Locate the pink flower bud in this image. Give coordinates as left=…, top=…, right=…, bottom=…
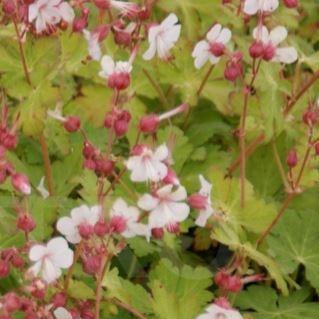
left=93, top=25, right=110, bottom=42
left=93, top=0, right=110, bottom=10
left=83, top=142, right=96, bottom=159
left=81, top=309, right=95, bottom=319
left=17, top=213, right=36, bottom=233
left=283, top=0, right=298, bottom=8
left=163, top=168, right=179, bottom=185
left=52, top=292, right=67, bottom=308
left=249, top=41, right=264, bottom=58
left=214, top=297, right=232, bottom=310
left=131, top=144, right=145, bottom=155
left=214, top=269, right=229, bottom=287
left=139, top=114, right=160, bottom=133
left=286, top=149, right=298, bottom=168
left=64, top=116, right=81, bottom=132
left=109, top=216, right=127, bottom=234
left=73, top=18, right=88, bottom=33
left=108, top=72, right=131, bottom=90
left=11, top=254, right=24, bottom=268
left=11, top=173, right=31, bottom=195
left=84, top=159, right=96, bottom=170
left=2, top=0, right=16, bottom=15
left=166, top=222, right=180, bottom=234
left=104, top=112, right=115, bottom=128
left=28, top=279, right=46, bottom=299
left=263, top=44, right=276, bottom=61
left=82, top=255, right=102, bottom=275
left=114, top=30, right=132, bottom=46
left=151, top=227, right=164, bottom=239
left=114, top=119, right=129, bottom=137
left=226, top=275, right=242, bottom=292
left=209, top=42, right=225, bottom=57
left=224, top=64, right=241, bottom=82
left=94, top=219, right=109, bottom=237
left=94, top=158, right=114, bottom=176
left=0, top=260, right=10, bottom=278
left=4, top=293, right=21, bottom=312
left=2, top=133, right=18, bottom=150
left=188, top=193, right=207, bottom=210
left=302, top=109, right=318, bottom=126
left=78, top=223, right=94, bottom=240
left=138, top=6, right=151, bottom=20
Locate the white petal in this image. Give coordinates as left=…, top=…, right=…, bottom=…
left=243, top=0, right=259, bottom=15
left=35, top=15, right=47, bottom=33
left=169, top=186, right=187, bottom=201
left=261, top=0, right=279, bottom=12
left=252, top=25, right=269, bottom=43
left=138, top=194, right=159, bottom=211
left=206, top=24, right=222, bottom=42
left=161, top=13, right=179, bottom=29
left=167, top=202, right=190, bottom=222
left=208, top=55, right=220, bottom=65
left=163, top=24, right=181, bottom=44
left=28, top=261, right=42, bottom=277
left=195, top=208, right=214, bottom=227
left=148, top=208, right=167, bottom=229
left=269, top=26, right=287, bottom=46
left=216, top=27, right=232, bottom=44
left=199, top=175, right=212, bottom=197
left=54, top=307, right=73, bottom=319
left=143, top=42, right=157, bottom=61
left=28, top=3, right=39, bottom=22
left=156, top=184, right=174, bottom=198
left=192, top=41, right=210, bottom=69
left=273, top=47, right=298, bottom=64
left=42, top=259, right=61, bottom=283
left=70, top=205, right=91, bottom=224
left=29, top=245, right=46, bottom=262
left=100, top=55, right=115, bottom=77
left=154, top=144, right=169, bottom=161
left=58, top=2, right=75, bottom=23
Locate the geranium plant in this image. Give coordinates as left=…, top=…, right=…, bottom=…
left=0, top=0, right=319, bottom=318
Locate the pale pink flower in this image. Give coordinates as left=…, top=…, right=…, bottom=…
left=28, top=237, right=73, bottom=283
left=143, top=13, right=181, bottom=60
left=194, top=175, right=215, bottom=227
left=243, top=0, right=279, bottom=15
left=57, top=205, right=101, bottom=244
left=196, top=304, right=243, bottom=319
left=110, top=198, right=150, bottom=239
left=253, top=25, right=298, bottom=64
left=138, top=184, right=190, bottom=230
left=192, top=24, right=231, bottom=69
left=53, top=307, right=73, bottom=319
left=126, top=144, right=169, bottom=182
left=29, top=0, right=75, bottom=34
left=83, top=29, right=102, bottom=61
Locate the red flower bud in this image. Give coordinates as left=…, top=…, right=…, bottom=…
left=64, top=116, right=81, bottom=132
left=263, top=44, right=276, bottom=61
left=138, top=6, right=151, bottom=20
left=108, top=72, right=131, bottom=90
left=11, top=254, right=24, bottom=268
left=11, top=173, right=31, bottom=195
left=302, top=109, right=318, bottom=126
left=94, top=219, right=109, bottom=237
left=93, top=25, right=109, bottom=42
left=4, top=293, right=21, bottom=312
left=114, top=119, right=129, bottom=137
left=17, top=213, right=36, bottom=233
left=151, top=227, right=164, bottom=239
left=114, top=30, right=132, bottom=46
left=81, top=309, right=95, bottom=319
left=209, top=42, right=225, bottom=57
left=2, top=0, right=16, bottom=15
left=2, top=133, right=18, bottom=150
left=249, top=41, right=264, bottom=58
left=139, top=114, right=160, bottom=133
left=83, top=142, right=97, bottom=159
left=0, top=260, right=10, bottom=278
left=283, top=0, right=298, bottom=8
left=52, top=293, right=67, bottom=308
left=224, top=64, right=241, bottom=82
left=93, top=0, right=110, bottom=10
left=286, top=149, right=298, bottom=168
left=109, top=216, right=126, bottom=234
left=226, top=275, right=242, bottom=292
left=83, top=255, right=102, bottom=275
left=188, top=194, right=207, bottom=210
left=94, top=158, right=114, bottom=176
left=78, top=223, right=94, bottom=240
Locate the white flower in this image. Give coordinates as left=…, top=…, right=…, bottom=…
left=253, top=25, right=298, bottom=64
left=54, top=307, right=73, bottom=319
left=99, top=55, right=132, bottom=79
left=126, top=144, right=169, bottom=183
left=29, top=0, right=75, bottom=34
left=28, top=237, right=73, bottom=283
left=243, top=0, right=279, bottom=15
left=143, top=13, right=181, bottom=60
left=138, top=184, right=190, bottom=229
left=196, top=304, right=243, bottom=319
left=36, top=176, right=49, bottom=199
left=83, top=29, right=102, bottom=61
left=192, top=24, right=231, bottom=69
left=195, top=175, right=215, bottom=227
left=57, top=205, right=101, bottom=244
left=110, top=198, right=150, bottom=239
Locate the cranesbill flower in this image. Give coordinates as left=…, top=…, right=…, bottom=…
left=29, top=0, right=75, bottom=34
left=143, top=13, right=181, bottom=60
left=28, top=237, right=73, bottom=283
left=83, top=29, right=102, bottom=61
left=57, top=205, right=101, bottom=244
left=243, top=0, right=279, bottom=15
left=196, top=302, right=243, bottom=319
left=126, top=144, right=169, bottom=183
left=192, top=24, right=231, bottom=69
left=110, top=198, right=150, bottom=239
left=253, top=25, right=298, bottom=64
left=99, top=55, right=132, bottom=90
left=138, top=184, right=190, bottom=230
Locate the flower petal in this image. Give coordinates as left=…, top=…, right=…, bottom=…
left=154, top=144, right=169, bottom=161
left=243, top=0, right=259, bottom=15
left=161, top=13, right=179, bottom=29
left=54, top=307, right=73, bottom=319
left=169, top=186, right=187, bottom=201
left=216, top=27, right=232, bottom=44
left=29, top=245, right=46, bottom=262
left=206, top=24, right=222, bottom=42
left=138, top=194, right=159, bottom=211
left=273, top=47, right=298, bottom=64
left=269, top=26, right=287, bottom=46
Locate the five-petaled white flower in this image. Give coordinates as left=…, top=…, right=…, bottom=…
left=29, top=0, right=75, bottom=34
left=253, top=25, right=298, bottom=64
left=57, top=205, right=101, bottom=244
left=243, top=0, right=279, bottom=15
left=110, top=198, right=150, bottom=239
left=138, top=184, right=190, bottom=230
left=196, top=304, right=243, bottom=319
left=192, top=24, right=231, bottom=69
left=143, top=13, right=181, bottom=60
left=126, top=144, right=169, bottom=183
left=83, top=29, right=102, bottom=61
left=54, top=307, right=73, bottom=319
left=28, top=237, right=73, bottom=283
left=195, top=175, right=215, bottom=227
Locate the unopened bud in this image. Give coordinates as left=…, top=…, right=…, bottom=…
left=17, top=213, right=36, bottom=233
left=94, top=219, right=109, bottom=237
left=286, top=149, right=298, bottom=168
left=0, top=260, right=10, bottom=278
left=209, top=42, right=225, bottom=57
left=108, top=72, right=131, bottom=90
left=151, top=227, right=164, bottom=239
left=188, top=194, right=207, bottom=210
left=64, top=116, right=81, bottom=132
left=11, top=173, right=31, bottom=195
left=249, top=41, right=264, bottom=58
left=139, top=114, right=159, bottom=133
left=283, top=0, right=298, bottom=8
left=78, top=223, right=94, bottom=240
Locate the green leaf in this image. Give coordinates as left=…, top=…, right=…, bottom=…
left=268, top=210, right=319, bottom=290
left=235, top=285, right=319, bottom=319
left=68, top=280, right=95, bottom=300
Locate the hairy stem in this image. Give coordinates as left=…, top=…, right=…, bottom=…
left=110, top=298, right=148, bottom=319
left=39, top=133, right=54, bottom=196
